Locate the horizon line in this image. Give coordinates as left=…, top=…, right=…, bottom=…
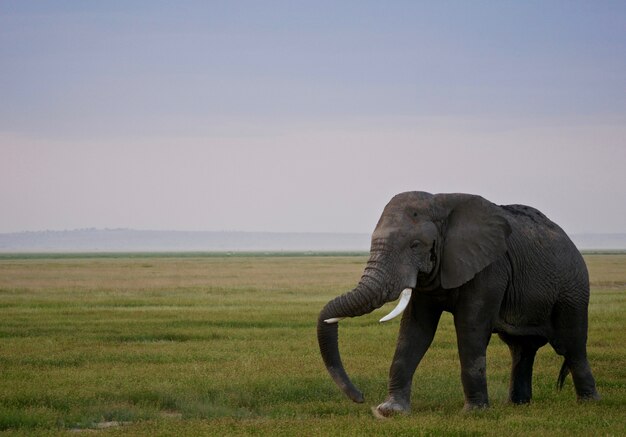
left=1, top=228, right=625, bottom=236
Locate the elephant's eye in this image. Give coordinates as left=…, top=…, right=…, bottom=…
left=410, top=240, right=420, bottom=249
left=412, top=212, right=418, bottom=218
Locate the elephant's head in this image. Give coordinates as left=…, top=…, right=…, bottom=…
left=317, top=191, right=511, bottom=402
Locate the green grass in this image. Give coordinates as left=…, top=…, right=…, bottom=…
left=0, top=254, right=624, bottom=436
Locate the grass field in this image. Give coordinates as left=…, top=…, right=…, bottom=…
left=0, top=253, right=624, bottom=436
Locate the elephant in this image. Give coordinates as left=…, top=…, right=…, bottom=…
left=317, top=191, right=599, bottom=416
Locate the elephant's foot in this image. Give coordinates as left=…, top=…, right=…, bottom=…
left=462, top=401, right=489, bottom=413
left=509, top=398, right=531, bottom=405
left=372, top=397, right=410, bottom=419
left=509, top=394, right=531, bottom=405
left=577, top=391, right=601, bottom=402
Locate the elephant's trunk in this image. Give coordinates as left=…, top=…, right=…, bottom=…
left=317, top=268, right=391, bottom=403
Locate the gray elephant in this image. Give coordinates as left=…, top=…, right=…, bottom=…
left=317, top=192, right=599, bottom=416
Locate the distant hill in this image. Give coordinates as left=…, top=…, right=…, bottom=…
left=0, top=229, right=624, bottom=253
left=0, top=229, right=371, bottom=252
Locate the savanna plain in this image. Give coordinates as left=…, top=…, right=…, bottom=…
left=0, top=252, right=624, bottom=436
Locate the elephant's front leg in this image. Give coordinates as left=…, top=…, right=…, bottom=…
left=375, top=297, right=442, bottom=417
left=452, top=274, right=507, bottom=410
left=454, top=317, right=493, bottom=410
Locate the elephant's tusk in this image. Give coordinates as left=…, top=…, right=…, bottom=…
left=324, top=317, right=345, bottom=324
left=379, top=288, right=413, bottom=323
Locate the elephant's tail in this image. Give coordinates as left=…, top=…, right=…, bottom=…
left=557, top=360, right=569, bottom=390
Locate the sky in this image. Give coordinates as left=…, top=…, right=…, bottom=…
left=1, top=1, right=625, bottom=235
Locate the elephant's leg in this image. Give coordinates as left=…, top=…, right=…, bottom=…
left=552, top=341, right=599, bottom=400
left=509, top=346, right=536, bottom=404
left=453, top=285, right=506, bottom=409
left=498, top=334, right=547, bottom=404
left=551, top=304, right=600, bottom=401
left=567, top=356, right=600, bottom=401
left=454, top=322, right=492, bottom=410
left=374, top=297, right=442, bottom=417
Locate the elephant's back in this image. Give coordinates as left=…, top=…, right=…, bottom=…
left=500, top=204, right=576, bottom=252
left=497, top=203, right=589, bottom=327
left=500, top=203, right=585, bottom=271
left=500, top=204, right=561, bottom=231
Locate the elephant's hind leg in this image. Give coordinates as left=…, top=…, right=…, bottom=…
left=499, top=333, right=547, bottom=404
left=551, top=301, right=600, bottom=401
left=566, top=357, right=600, bottom=401
left=552, top=340, right=599, bottom=401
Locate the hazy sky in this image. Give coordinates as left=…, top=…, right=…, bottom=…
left=1, top=1, right=625, bottom=234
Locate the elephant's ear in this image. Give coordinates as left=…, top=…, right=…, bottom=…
left=440, top=195, right=511, bottom=289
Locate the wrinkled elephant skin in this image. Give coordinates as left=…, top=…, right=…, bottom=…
left=318, top=192, right=599, bottom=416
